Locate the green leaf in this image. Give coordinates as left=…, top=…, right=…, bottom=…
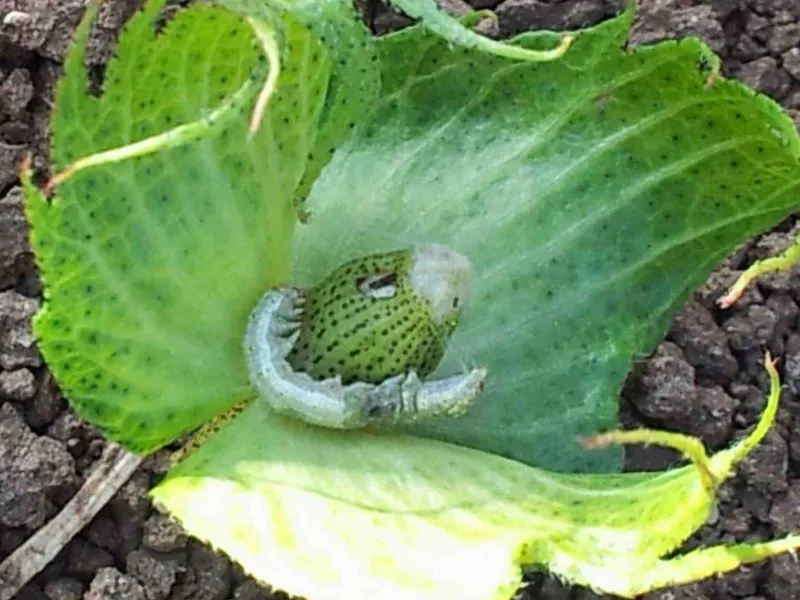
left=24, top=0, right=358, bottom=453
left=218, top=0, right=381, bottom=204
left=152, top=364, right=800, bottom=599
left=291, top=12, right=800, bottom=471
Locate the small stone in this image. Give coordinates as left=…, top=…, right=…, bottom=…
left=764, top=553, right=800, bottom=600
left=731, top=382, right=767, bottom=427
left=709, top=0, right=741, bottom=20
left=768, top=480, right=800, bottom=535
left=640, top=581, right=713, bottom=600
left=628, top=342, right=695, bottom=427
left=669, top=300, right=738, bottom=386
left=783, top=351, right=800, bottom=398
left=48, top=410, right=96, bottom=455
left=126, top=549, right=181, bottom=600
left=745, top=13, right=770, bottom=43
left=84, top=567, right=146, bottom=600
left=83, top=514, right=120, bottom=553
left=0, top=368, right=36, bottom=401
left=722, top=305, right=778, bottom=351
left=746, top=0, right=800, bottom=19
left=231, top=581, right=273, bottom=600
left=495, top=0, right=615, bottom=37
left=43, top=577, right=83, bottom=600
left=791, top=415, right=800, bottom=470
left=715, top=564, right=760, bottom=597
left=667, top=6, right=726, bottom=54
left=689, top=386, right=737, bottom=449
left=66, top=538, right=114, bottom=577
left=784, top=48, right=800, bottom=81
left=172, top=543, right=231, bottom=600
left=0, top=142, right=27, bottom=217
left=730, top=34, right=768, bottom=62
left=0, top=403, right=76, bottom=528
left=0, top=290, right=41, bottom=369
left=142, top=512, right=188, bottom=552
left=720, top=506, right=753, bottom=536
left=767, top=23, right=800, bottom=54
left=735, top=57, right=792, bottom=100
left=111, top=471, right=151, bottom=525
left=766, top=292, right=798, bottom=335
left=0, top=187, right=33, bottom=289
left=0, top=69, right=33, bottom=118
left=0, top=120, right=31, bottom=144
left=738, top=428, right=788, bottom=497
left=38, top=0, right=88, bottom=61
left=371, top=10, right=413, bottom=35
left=25, top=372, right=66, bottom=428
left=140, top=449, right=172, bottom=481
left=630, top=4, right=724, bottom=54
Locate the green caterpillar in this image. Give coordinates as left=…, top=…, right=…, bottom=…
left=243, top=244, right=486, bottom=428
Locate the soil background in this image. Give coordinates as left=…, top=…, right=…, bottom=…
left=1, top=0, right=800, bottom=598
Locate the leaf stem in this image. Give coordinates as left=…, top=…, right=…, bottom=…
left=45, top=79, right=255, bottom=194
left=497, top=34, right=574, bottom=63
left=246, top=17, right=281, bottom=140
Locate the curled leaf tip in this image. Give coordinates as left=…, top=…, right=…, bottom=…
left=581, top=428, right=717, bottom=491
left=17, top=152, right=33, bottom=180
left=718, top=239, right=800, bottom=310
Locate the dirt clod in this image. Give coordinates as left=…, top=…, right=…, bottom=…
left=84, top=567, right=147, bottom=600
left=627, top=341, right=695, bottom=426
left=0, top=187, right=31, bottom=290
left=126, top=548, right=182, bottom=600
left=142, top=513, right=188, bottom=553
left=0, top=69, right=33, bottom=119
left=0, top=402, right=75, bottom=529
left=0, top=367, right=35, bottom=401
left=0, top=289, right=40, bottom=369
left=670, top=299, right=739, bottom=386
left=170, top=543, right=231, bottom=600
left=723, top=304, right=779, bottom=351
left=43, top=576, right=84, bottom=600
left=66, top=538, right=114, bottom=578
left=631, top=4, right=726, bottom=54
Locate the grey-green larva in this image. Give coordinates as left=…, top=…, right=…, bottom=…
left=243, top=244, right=487, bottom=428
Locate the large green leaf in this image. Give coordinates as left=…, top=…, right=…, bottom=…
left=291, top=12, right=800, bottom=471
left=153, top=363, right=800, bottom=599
left=25, top=0, right=377, bottom=453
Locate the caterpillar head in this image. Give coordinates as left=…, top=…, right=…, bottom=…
left=287, top=244, right=472, bottom=384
